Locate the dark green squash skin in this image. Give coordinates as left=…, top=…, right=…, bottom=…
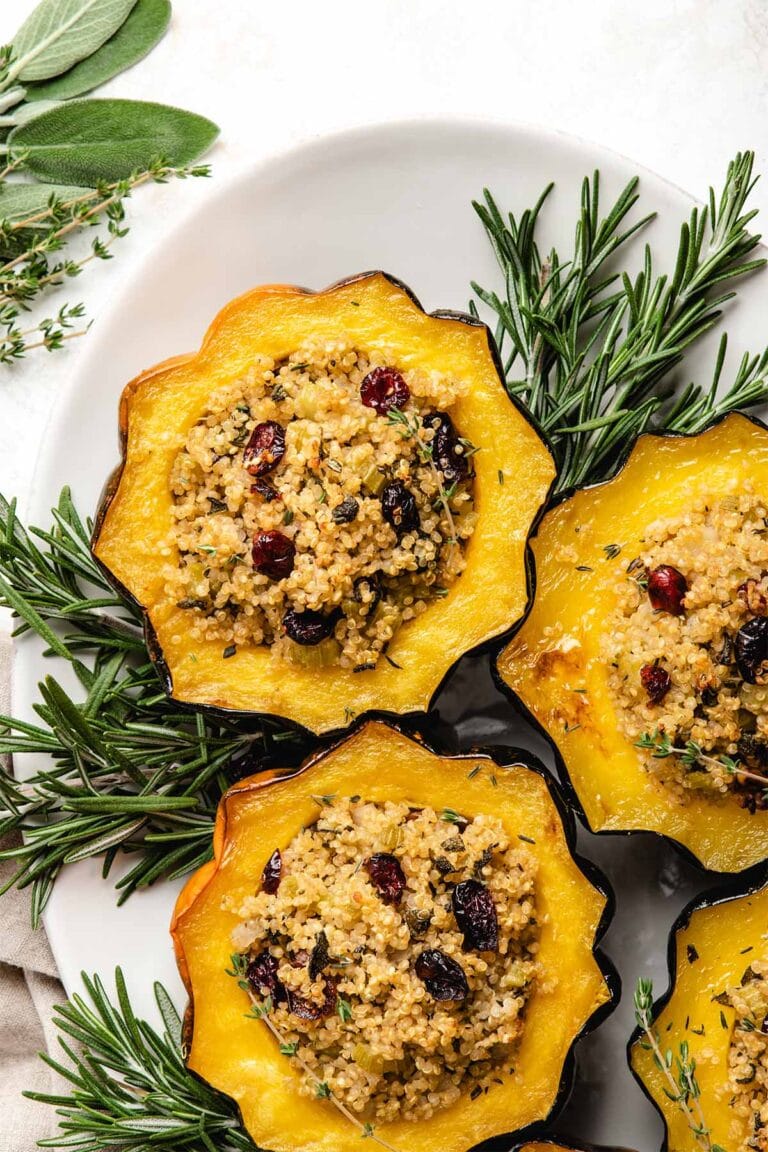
left=626, top=863, right=768, bottom=1152
left=510, top=1140, right=637, bottom=1152
left=178, top=718, right=619, bottom=1152
left=90, top=270, right=556, bottom=742
left=491, top=410, right=768, bottom=877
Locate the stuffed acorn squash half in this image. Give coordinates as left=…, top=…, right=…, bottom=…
left=630, top=869, right=768, bottom=1152
left=171, top=721, right=616, bottom=1152
left=497, top=414, right=768, bottom=873
left=92, top=271, right=554, bottom=734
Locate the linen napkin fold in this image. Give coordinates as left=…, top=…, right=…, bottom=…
left=0, top=630, right=64, bottom=1151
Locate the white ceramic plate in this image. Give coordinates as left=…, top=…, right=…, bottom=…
left=15, top=119, right=768, bottom=1151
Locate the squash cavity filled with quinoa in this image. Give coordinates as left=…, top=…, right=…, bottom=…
left=92, top=272, right=555, bottom=734
left=630, top=870, right=768, bottom=1152
left=497, top=414, right=768, bottom=872
left=171, top=721, right=616, bottom=1152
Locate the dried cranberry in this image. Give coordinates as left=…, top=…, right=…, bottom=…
left=424, top=411, right=470, bottom=484
left=246, top=952, right=286, bottom=1004
left=288, top=975, right=338, bottom=1020
left=414, top=949, right=468, bottom=1001
left=283, top=607, right=337, bottom=646
left=251, top=479, right=279, bottom=502
left=736, top=617, right=768, bottom=684
left=640, top=664, right=672, bottom=703
left=332, top=496, right=359, bottom=525
left=647, top=565, right=687, bottom=615
left=360, top=367, right=410, bottom=415
left=261, top=848, right=282, bottom=894
left=381, top=480, right=419, bottom=535
left=252, top=530, right=295, bottom=579
left=244, top=421, right=286, bottom=476
left=364, top=853, right=406, bottom=906
left=452, top=879, right=499, bottom=952
left=737, top=734, right=768, bottom=770
left=761, top=1014, right=768, bottom=1035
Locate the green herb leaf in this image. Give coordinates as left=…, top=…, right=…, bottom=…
left=10, top=0, right=139, bottom=84
left=8, top=98, right=219, bottom=185
left=0, top=179, right=90, bottom=221
left=25, top=0, right=171, bottom=102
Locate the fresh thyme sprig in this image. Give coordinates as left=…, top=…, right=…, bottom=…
left=636, top=730, right=768, bottom=792
left=0, top=487, right=298, bottom=924
left=228, top=954, right=399, bottom=1152
left=1, top=159, right=210, bottom=363
left=634, top=978, right=725, bottom=1152
left=25, top=968, right=257, bottom=1152
left=472, top=152, right=768, bottom=491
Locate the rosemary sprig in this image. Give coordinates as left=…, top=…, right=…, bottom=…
left=0, top=487, right=298, bottom=924
left=472, top=152, right=768, bottom=491
left=25, top=968, right=257, bottom=1152
left=636, top=730, right=768, bottom=791
left=634, top=978, right=725, bottom=1152
left=228, top=955, right=399, bottom=1151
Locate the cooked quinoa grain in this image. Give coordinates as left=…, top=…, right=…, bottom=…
left=723, top=960, right=768, bottom=1152
left=165, top=340, right=477, bottom=669
left=604, top=489, right=768, bottom=806
left=229, top=797, right=540, bottom=1124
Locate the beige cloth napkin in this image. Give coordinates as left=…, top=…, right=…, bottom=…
left=0, top=632, right=65, bottom=1150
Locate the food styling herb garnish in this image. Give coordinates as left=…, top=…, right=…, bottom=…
left=24, top=967, right=259, bottom=1152
left=634, top=978, right=726, bottom=1152
left=636, top=730, right=768, bottom=794
left=0, top=0, right=218, bottom=362
left=0, top=488, right=298, bottom=925
left=472, top=152, right=768, bottom=491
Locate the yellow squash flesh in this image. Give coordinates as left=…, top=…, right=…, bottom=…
left=93, top=271, right=554, bottom=734
left=497, top=414, right=768, bottom=872
left=171, top=721, right=613, bottom=1152
left=630, top=876, right=768, bottom=1152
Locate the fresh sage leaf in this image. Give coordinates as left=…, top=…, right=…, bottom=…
left=11, top=0, right=138, bottom=83
left=8, top=99, right=62, bottom=126
left=0, top=182, right=91, bottom=223
left=8, top=98, right=219, bottom=185
left=25, top=0, right=172, bottom=102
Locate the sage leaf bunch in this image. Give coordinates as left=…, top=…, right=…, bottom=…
left=0, top=0, right=219, bottom=361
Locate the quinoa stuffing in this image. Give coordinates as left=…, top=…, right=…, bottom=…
left=165, top=339, right=477, bottom=670
left=228, top=797, right=540, bottom=1124
left=722, top=960, right=768, bottom=1152
left=603, top=488, right=768, bottom=807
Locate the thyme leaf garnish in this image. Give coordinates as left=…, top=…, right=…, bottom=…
left=634, top=978, right=726, bottom=1152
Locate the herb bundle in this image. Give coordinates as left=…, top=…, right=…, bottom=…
left=472, top=151, right=768, bottom=491
left=0, top=0, right=219, bottom=362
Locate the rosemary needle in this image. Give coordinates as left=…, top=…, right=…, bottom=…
left=472, top=151, right=768, bottom=491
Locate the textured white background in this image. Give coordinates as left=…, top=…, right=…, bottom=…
left=2, top=0, right=768, bottom=501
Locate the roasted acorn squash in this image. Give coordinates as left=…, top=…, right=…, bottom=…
left=171, top=720, right=616, bottom=1152
left=496, top=414, right=768, bottom=872
left=630, top=869, right=768, bottom=1152
left=92, top=271, right=554, bottom=734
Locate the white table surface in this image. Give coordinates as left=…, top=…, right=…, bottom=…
left=2, top=0, right=768, bottom=502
